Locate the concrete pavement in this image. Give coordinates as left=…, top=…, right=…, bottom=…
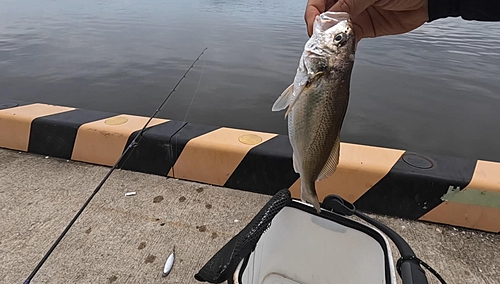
left=1, top=148, right=498, bottom=284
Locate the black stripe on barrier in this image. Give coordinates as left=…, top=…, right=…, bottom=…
left=170, top=123, right=220, bottom=158
left=117, top=120, right=187, bottom=176
left=354, top=151, right=476, bottom=220
left=0, top=99, right=32, bottom=110
left=28, top=109, right=115, bottom=160
left=224, top=135, right=299, bottom=195
left=169, top=122, right=221, bottom=171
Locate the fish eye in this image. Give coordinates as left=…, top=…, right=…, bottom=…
left=334, top=33, right=344, bottom=42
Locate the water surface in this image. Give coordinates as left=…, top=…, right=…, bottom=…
left=1, top=0, right=499, bottom=162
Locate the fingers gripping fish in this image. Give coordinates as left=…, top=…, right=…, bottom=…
left=272, top=12, right=356, bottom=213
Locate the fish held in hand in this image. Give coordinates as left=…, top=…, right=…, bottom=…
left=272, top=12, right=356, bottom=213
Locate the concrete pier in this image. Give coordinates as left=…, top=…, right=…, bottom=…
left=1, top=148, right=499, bottom=284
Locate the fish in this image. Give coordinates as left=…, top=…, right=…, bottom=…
left=271, top=11, right=356, bottom=213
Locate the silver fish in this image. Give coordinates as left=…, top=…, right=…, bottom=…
left=272, top=12, right=356, bottom=213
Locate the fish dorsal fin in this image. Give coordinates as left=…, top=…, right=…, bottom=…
left=271, top=83, right=294, bottom=111
left=316, top=135, right=341, bottom=181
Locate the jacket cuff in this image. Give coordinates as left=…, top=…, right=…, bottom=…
left=428, top=0, right=461, bottom=22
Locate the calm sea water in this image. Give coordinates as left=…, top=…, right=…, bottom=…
left=1, top=0, right=499, bottom=162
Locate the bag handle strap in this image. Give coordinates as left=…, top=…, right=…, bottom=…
left=321, top=194, right=446, bottom=284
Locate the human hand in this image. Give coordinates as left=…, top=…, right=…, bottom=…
left=305, top=0, right=429, bottom=43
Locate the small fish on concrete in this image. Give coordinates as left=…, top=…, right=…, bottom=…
left=162, top=245, right=175, bottom=277
left=272, top=11, right=356, bottom=213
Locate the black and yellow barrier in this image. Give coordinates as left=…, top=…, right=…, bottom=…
left=1, top=99, right=499, bottom=233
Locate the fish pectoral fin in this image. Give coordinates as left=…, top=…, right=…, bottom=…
left=271, top=84, right=294, bottom=112
left=273, top=61, right=323, bottom=116
left=316, top=135, right=341, bottom=181
left=284, top=82, right=308, bottom=118
left=272, top=82, right=303, bottom=119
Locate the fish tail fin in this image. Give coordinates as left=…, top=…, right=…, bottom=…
left=300, top=179, right=321, bottom=213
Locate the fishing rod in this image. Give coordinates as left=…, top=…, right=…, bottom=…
left=23, top=47, right=208, bottom=284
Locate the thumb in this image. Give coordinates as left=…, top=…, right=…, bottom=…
left=329, top=0, right=376, bottom=16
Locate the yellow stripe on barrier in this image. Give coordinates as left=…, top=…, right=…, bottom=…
left=170, top=128, right=277, bottom=186
left=420, top=201, right=500, bottom=232
left=289, top=143, right=405, bottom=202
left=72, top=115, right=167, bottom=166
left=0, top=103, right=74, bottom=151
left=467, top=160, right=500, bottom=192
left=419, top=160, right=500, bottom=232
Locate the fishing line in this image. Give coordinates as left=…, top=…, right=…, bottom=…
left=23, top=47, right=208, bottom=284
left=118, top=48, right=206, bottom=170
left=183, top=52, right=206, bottom=122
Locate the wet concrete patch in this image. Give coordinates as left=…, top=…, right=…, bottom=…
left=108, top=275, right=118, bottom=283
left=144, top=255, right=156, bottom=264
left=85, top=227, right=92, bottom=234
left=138, top=242, right=146, bottom=250
left=153, top=195, right=163, bottom=203
left=205, top=203, right=212, bottom=209
left=179, top=196, right=186, bottom=202
left=195, top=187, right=204, bottom=193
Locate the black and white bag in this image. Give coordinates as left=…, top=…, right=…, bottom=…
left=195, top=189, right=446, bottom=284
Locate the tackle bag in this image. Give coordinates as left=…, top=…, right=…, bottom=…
left=194, top=189, right=446, bottom=284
